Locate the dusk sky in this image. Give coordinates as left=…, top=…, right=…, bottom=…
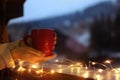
left=9, top=0, right=115, bottom=23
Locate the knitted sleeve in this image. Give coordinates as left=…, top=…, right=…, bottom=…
left=0, top=40, right=21, bottom=70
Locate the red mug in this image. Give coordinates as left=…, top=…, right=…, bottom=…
left=24, top=29, right=56, bottom=57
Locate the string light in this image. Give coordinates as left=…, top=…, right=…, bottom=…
left=17, top=66, right=26, bottom=72
left=50, top=69, right=55, bottom=74
left=104, top=60, right=112, bottom=64
left=31, top=64, right=38, bottom=69
left=82, top=71, right=89, bottom=78
left=55, top=59, right=59, bottom=62
left=104, top=60, right=113, bottom=69
left=98, top=69, right=103, bottom=73
left=11, top=58, right=120, bottom=80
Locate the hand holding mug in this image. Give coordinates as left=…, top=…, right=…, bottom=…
left=11, top=46, right=57, bottom=64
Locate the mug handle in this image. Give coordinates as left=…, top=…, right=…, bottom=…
left=23, top=35, right=32, bottom=46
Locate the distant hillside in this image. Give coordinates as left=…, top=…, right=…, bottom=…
left=83, top=1, right=116, bottom=19
left=8, top=1, right=116, bottom=27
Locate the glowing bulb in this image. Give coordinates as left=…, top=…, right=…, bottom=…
left=92, top=62, right=96, bottom=65
left=31, top=64, right=38, bottom=69
left=70, top=64, right=74, bottom=67
left=104, top=60, right=111, bottom=64
left=117, top=68, right=120, bottom=71
left=12, top=65, right=16, bottom=69
left=76, top=62, right=81, bottom=66
left=36, top=71, right=40, bottom=74
left=36, top=69, right=43, bottom=74
left=96, top=74, right=100, bottom=78
left=98, top=69, right=103, bottom=73
left=58, top=65, right=62, bottom=68
left=85, top=66, right=88, bottom=69
left=82, top=71, right=89, bottom=78
left=17, top=66, right=26, bottom=72
left=18, top=60, right=24, bottom=66
left=55, top=59, right=59, bottom=62
left=58, top=69, right=63, bottom=73
left=96, top=74, right=103, bottom=80
left=50, top=70, right=55, bottom=74
left=40, top=69, right=44, bottom=73
left=28, top=68, right=31, bottom=73
left=114, top=69, right=120, bottom=73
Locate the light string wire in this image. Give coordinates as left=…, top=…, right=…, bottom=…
left=10, top=58, right=115, bottom=78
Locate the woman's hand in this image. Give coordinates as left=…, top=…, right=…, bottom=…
left=11, top=31, right=57, bottom=64
left=11, top=46, right=56, bottom=64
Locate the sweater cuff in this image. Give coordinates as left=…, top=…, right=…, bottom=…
left=0, top=44, right=15, bottom=68
left=0, top=55, right=6, bottom=70
left=0, top=40, right=21, bottom=69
